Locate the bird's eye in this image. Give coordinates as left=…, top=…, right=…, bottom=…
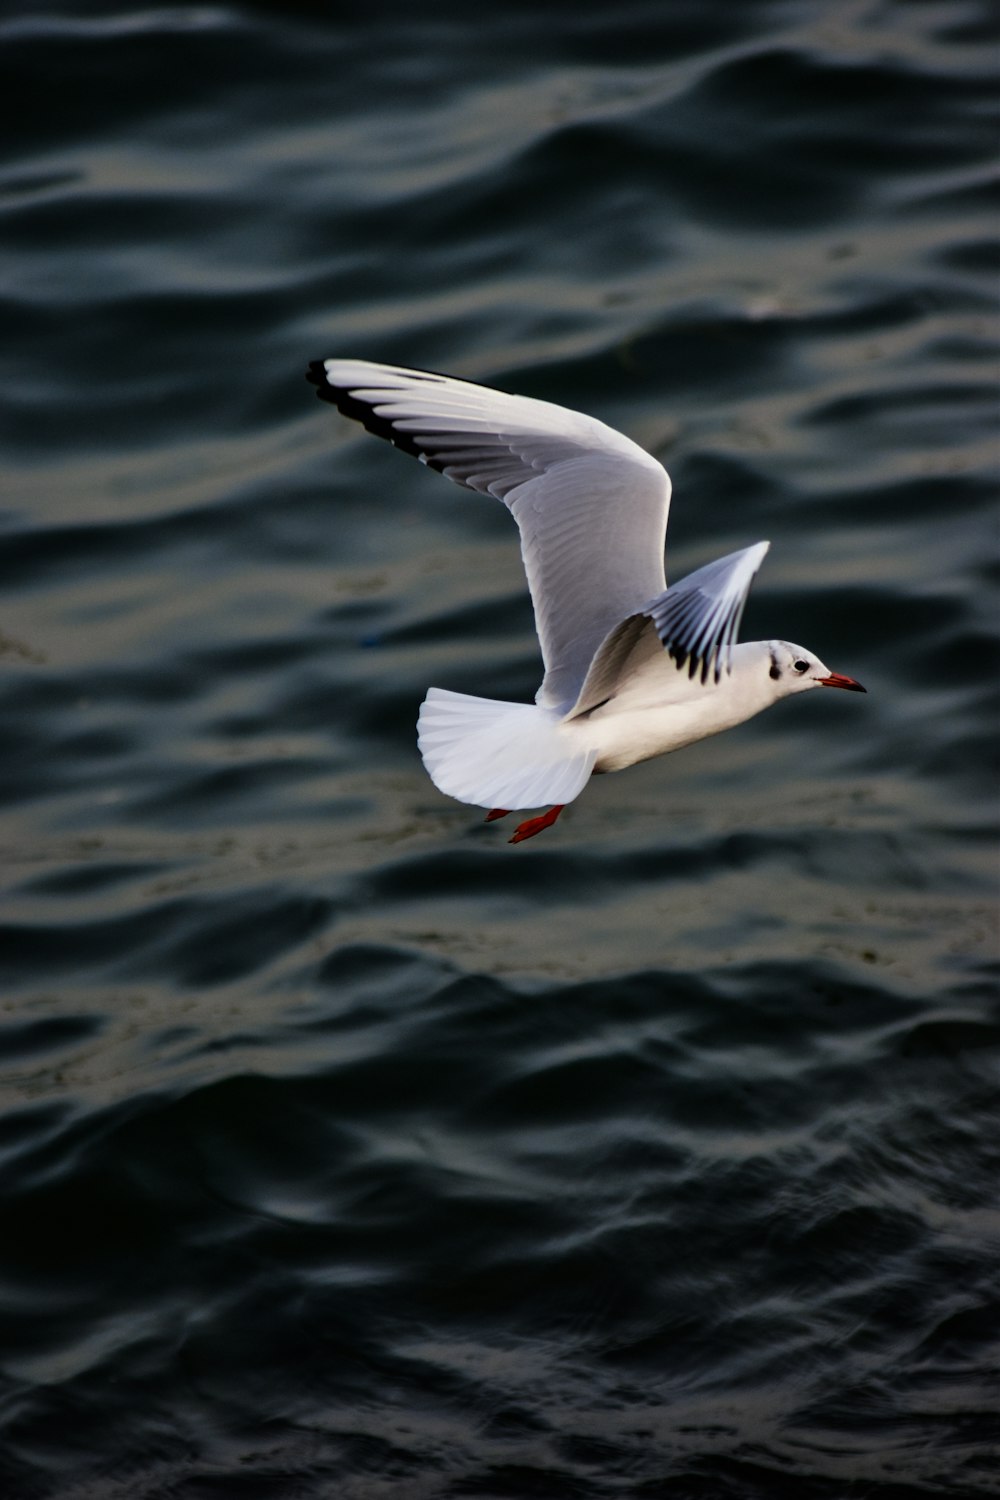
left=794, top=660, right=809, bottom=673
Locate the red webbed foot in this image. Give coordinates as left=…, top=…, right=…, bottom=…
left=485, top=808, right=510, bottom=823
left=509, top=805, right=565, bottom=844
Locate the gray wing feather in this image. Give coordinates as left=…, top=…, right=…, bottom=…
left=568, top=542, right=770, bottom=717
left=308, top=359, right=671, bottom=710
left=647, top=542, right=769, bottom=683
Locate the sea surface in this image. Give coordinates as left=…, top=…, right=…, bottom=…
left=1, top=2, right=998, bottom=1496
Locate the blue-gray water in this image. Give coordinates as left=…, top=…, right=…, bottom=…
left=2, top=2, right=998, bottom=1497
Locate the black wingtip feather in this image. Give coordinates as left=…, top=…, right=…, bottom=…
left=306, top=359, right=332, bottom=397
left=667, top=643, right=722, bottom=685
left=305, top=359, right=433, bottom=465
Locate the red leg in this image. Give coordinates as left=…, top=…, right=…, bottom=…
left=509, top=804, right=565, bottom=844
left=485, top=808, right=510, bottom=823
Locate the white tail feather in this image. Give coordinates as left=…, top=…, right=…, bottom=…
left=417, top=688, right=596, bottom=810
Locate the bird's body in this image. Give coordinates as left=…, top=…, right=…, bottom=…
left=308, top=359, right=865, bottom=841
left=582, top=641, right=787, bottom=770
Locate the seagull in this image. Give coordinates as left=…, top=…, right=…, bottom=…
left=307, top=359, right=865, bottom=843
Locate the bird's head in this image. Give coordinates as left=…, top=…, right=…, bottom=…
left=766, top=641, right=866, bottom=697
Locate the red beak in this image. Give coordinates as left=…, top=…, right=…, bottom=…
left=818, top=672, right=866, bottom=693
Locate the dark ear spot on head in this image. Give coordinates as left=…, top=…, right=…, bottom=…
left=769, top=647, right=781, bottom=681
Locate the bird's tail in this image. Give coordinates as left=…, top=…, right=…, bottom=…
left=417, top=688, right=596, bottom=811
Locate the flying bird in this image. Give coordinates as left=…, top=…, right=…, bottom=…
left=307, top=359, right=865, bottom=843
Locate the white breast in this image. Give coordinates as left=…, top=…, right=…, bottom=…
left=568, top=641, right=778, bottom=773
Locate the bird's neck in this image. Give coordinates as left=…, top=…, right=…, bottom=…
left=724, top=641, right=787, bottom=716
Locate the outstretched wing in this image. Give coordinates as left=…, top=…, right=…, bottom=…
left=568, top=542, right=770, bottom=717
left=308, top=359, right=671, bottom=711
left=646, top=542, right=770, bottom=682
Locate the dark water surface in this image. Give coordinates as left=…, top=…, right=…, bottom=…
left=2, top=2, right=998, bottom=1496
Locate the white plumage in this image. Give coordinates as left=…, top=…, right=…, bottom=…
left=308, top=359, right=865, bottom=842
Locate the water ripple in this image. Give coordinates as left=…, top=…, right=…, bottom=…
left=1, top=1, right=997, bottom=1496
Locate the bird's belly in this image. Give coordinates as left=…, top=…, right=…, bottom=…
left=587, top=710, right=704, bottom=771
left=580, top=691, right=753, bottom=773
